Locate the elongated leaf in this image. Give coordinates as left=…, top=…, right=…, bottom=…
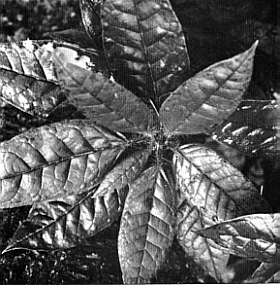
left=55, top=47, right=156, bottom=133
left=176, top=200, right=230, bottom=282
left=79, top=0, right=103, bottom=49
left=174, top=144, right=271, bottom=280
left=101, top=0, right=190, bottom=103
left=212, top=100, right=279, bottom=155
left=4, top=150, right=150, bottom=251
left=199, top=213, right=280, bottom=263
left=160, top=41, right=258, bottom=135
left=118, top=166, right=175, bottom=284
left=0, top=120, right=125, bottom=208
left=244, top=262, right=280, bottom=283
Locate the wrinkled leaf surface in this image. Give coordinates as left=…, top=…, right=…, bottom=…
left=200, top=213, right=280, bottom=263
left=101, top=0, right=190, bottom=103
left=4, top=150, right=150, bottom=251
left=160, top=41, right=258, bottom=134
left=0, top=120, right=125, bottom=208
left=174, top=144, right=271, bottom=280
left=55, top=47, right=156, bottom=133
left=118, top=166, right=175, bottom=283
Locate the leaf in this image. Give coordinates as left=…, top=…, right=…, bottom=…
left=244, top=262, right=280, bottom=283
left=176, top=200, right=230, bottom=282
left=160, top=41, right=258, bottom=135
left=0, top=40, right=102, bottom=116
left=199, top=213, right=280, bottom=263
left=44, top=28, right=94, bottom=48
left=79, top=0, right=103, bottom=49
left=4, top=150, right=150, bottom=251
left=55, top=47, right=157, bottom=134
left=0, top=120, right=125, bottom=208
left=174, top=144, right=271, bottom=280
left=101, top=0, right=190, bottom=103
left=118, top=166, right=175, bottom=284
left=212, top=100, right=279, bottom=155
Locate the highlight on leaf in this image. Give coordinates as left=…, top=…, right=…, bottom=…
left=199, top=213, right=280, bottom=263
left=160, top=41, right=258, bottom=135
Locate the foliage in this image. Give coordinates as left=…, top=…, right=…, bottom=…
left=0, top=0, right=279, bottom=284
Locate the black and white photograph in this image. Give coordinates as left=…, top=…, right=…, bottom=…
left=0, top=0, right=279, bottom=283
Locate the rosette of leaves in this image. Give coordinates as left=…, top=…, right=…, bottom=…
left=0, top=0, right=279, bottom=283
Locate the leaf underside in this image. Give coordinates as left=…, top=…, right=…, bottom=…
left=174, top=144, right=271, bottom=280
left=160, top=41, right=258, bottom=135
left=200, top=213, right=280, bottom=263
left=101, top=0, right=190, bottom=103
left=55, top=47, right=157, bottom=133
left=118, top=166, right=175, bottom=284
left=212, top=100, right=279, bottom=155
left=0, top=120, right=125, bottom=208
left=4, top=150, right=150, bottom=251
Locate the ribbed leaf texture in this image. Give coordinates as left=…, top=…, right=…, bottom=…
left=4, top=150, right=150, bottom=251
left=200, top=213, right=280, bottom=263
left=55, top=47, right=156, bottom=133
left=212, top=100, right=279, bottom=155
left=160, top=41, right=258, bottom=134
left=0, top=120, right=125, bottom=208
left=174, top=144, right=271, bottom=280
left=118, top=166, right=175, bottom=283
left=101, top=0, right=190, bottom=103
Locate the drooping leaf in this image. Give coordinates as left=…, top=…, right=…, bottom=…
left=101, top=0, right=190, bottom=103
left=212, top=100, right=279, bottom=155
left=174, top=144, right=271, bottom=280
left=244, top=262, right=280, bottom=283
left=55, top=47, right=157, bottom=134
left=199, top=213, right=280, bottom=263
left=0, top=120, right=125, bottom=208
left=3, top=150, right=150, bottom=251
left=118, top=166, right=175, bottom=284
left=160, top=41, right=258, bottom=135
left=79, top=0, right=102, bottom=48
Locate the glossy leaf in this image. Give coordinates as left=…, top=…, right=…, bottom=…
left=212, top=100, right=279, bottom=155
left=118, top=166, right=175, bottom=283
left=101, top=0, right=190, bottom=103
left=244, top=262, right=280, bottom=283
left=199, top=213, right=280, bottom=263
left=160, top=41, right=258, bottom=135
left=0, top=40, right=102, bottom=116
left=0, top=120, right=125, bottom=208
left=4, top=150, right=150, bottom=251
left=174, top=144, right=271, bottom=280
left=55, top=47, right=156, bottom=134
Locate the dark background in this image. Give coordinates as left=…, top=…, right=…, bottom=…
left=0, top=0, right=279, bottom=283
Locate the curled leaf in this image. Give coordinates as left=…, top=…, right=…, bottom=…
left=199, top=213, right=280, bottom=263
left=0, top=120, right=125, bottom=208
left=160, top=41, right=258, bottom=134
left=118, top=166, right=175, bottom=283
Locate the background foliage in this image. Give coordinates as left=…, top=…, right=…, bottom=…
left=0, top=0, right=279, bottom=283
